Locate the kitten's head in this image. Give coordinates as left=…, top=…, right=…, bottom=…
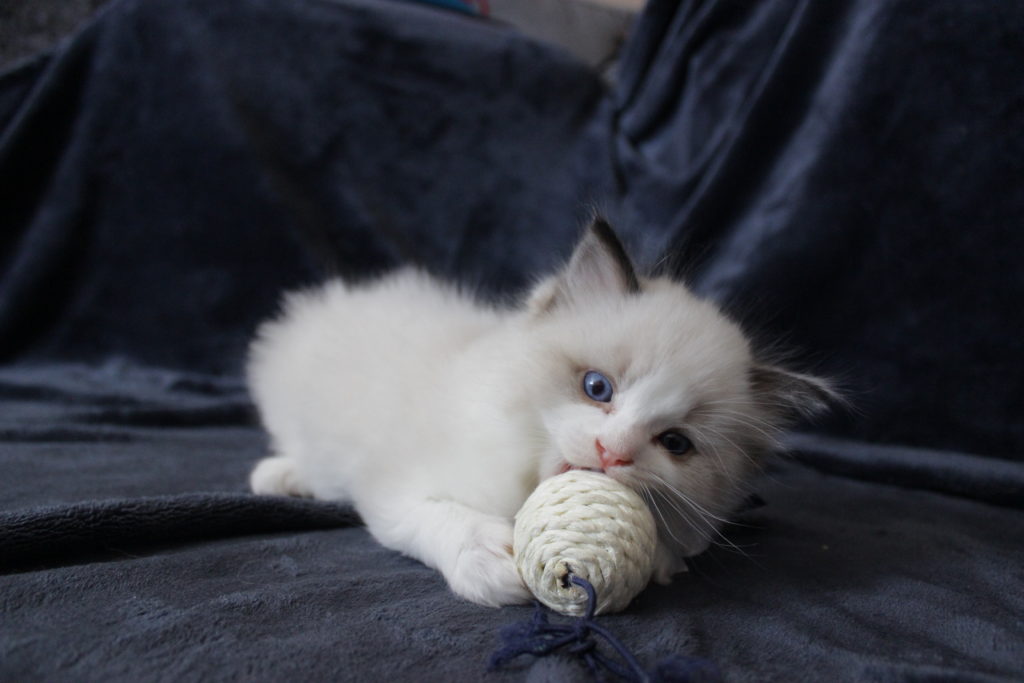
left=523, top=219, right=835, bottom=557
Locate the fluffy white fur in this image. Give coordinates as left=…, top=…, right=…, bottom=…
left=247, top=221, right=832, bottom=607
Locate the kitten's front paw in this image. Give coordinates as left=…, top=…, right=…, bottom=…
left=449, top=518, right=531, bottom=607
left=652, top=541, right=689, bottom=585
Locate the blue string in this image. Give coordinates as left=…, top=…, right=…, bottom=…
left=488, top=573, right=721, bottom=682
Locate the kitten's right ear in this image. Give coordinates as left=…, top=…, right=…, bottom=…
left=749, top=364, right=840, bottom=423
left=527, top=218, right=640, bottom=315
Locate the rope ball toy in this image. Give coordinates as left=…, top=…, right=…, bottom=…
left=513, top=470, right=658, bottom=616
left=493, top=470, right=723, bottom=681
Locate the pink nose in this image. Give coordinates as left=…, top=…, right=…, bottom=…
left=595, top=439, right=633, bottom=469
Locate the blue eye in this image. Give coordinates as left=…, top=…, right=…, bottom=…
left=582, top=370, right=613, bottom=403
left=657, top=430, right=693, bottom=457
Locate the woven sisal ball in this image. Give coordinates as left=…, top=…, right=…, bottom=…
left=513, top=470, right=658, bottom=616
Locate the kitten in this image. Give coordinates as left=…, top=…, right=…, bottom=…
left=247, top=219, right=834, bottom=607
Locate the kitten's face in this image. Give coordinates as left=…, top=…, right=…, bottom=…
left=521, top=220, right=832, bottom=557
left=528, top=280, right=767, bottom=555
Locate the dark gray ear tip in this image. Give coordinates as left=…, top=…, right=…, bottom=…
left=586, top=217, right=641, bottom=294
left=589, top=215, right=615, bottom=238
left=588, top=217, right=622, bottom=254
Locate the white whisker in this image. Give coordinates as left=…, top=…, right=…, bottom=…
left=690, top=423, right=763, bottom=473
left=646, top=473, right=754, bottom=559
left=648, top=473, right=732, bottom=525
left=640, top=483, right=690, bottom=546
left=702, top=409, right=785, bottom=443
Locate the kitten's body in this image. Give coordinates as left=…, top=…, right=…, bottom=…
left=248, top=221, right=831, bottom=606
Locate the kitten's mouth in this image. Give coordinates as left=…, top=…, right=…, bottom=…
left=557, top=462, right=603, bottom=475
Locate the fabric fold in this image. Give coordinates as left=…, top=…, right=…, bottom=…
left=788, top=433, right=1024, bottom=509
left=0, top=493, right=359, bottom=573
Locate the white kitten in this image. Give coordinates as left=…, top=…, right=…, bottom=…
left=247, top=219, right=833, bottom=607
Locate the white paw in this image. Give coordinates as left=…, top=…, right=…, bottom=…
left=250, top=456, right=311, bottom=497
left=448, top=517, right=531, bottom=607
left=652, top=541, right=689, bottom=585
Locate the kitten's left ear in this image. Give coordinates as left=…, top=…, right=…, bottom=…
left=749, top=364, right=840, bottom=422
left=528, top=218, right=640, bottom=314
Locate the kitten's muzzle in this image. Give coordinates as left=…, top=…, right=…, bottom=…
left=595, top=439, right=633, bottom=469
